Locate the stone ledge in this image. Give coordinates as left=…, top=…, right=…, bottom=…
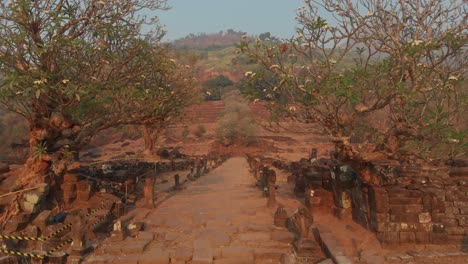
left=313, top=226, right=353, bottom=264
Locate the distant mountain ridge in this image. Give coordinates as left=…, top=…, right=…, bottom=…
left=171, top=29, right=246, bottom=50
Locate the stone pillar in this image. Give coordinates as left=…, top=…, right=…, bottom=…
left=144, top=176, right=155, bottom=208
left=267, top=169, right=277, bottom=208
left=174, top=174, right=180, bottom=187
left=67, top=211, right=86, bottom=263
left=274, top=207, right=288, bottom=228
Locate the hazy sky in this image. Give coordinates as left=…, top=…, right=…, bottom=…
left=157, top=0, right=305, bottom=41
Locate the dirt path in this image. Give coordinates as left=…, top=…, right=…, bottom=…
left=86, top=157, right=297, bottom=264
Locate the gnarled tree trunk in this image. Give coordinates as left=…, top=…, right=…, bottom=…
left=142, top=125, right=162, bottom=157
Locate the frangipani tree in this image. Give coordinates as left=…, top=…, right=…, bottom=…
left=0, top=0, right=196, bottom=185
left=241, top=0, right=467, bottom=162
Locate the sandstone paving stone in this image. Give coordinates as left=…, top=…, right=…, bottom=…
left=138, top=248, right=170, bottom=264
left=137, top=231, right=154, bottom=242
left=271, top=230, right=295, bottom=243
left=84, top=255, right=115, bottom=264
left=237, top=232, right=271, bottom=242
left=197, top=228, right=231, bottom=247
left=192, top=247, right=214, bottom=264
left=361, top=255, right=385, bottom=264
left=237, top=223, right=272, bottom=233
left=221, top=246, right=254, bottom=259
left=111, top=255, right=139, bottom=264
left=164, top=231, right=179, bottom=242
left=119, top=239, right=150, bottom=254
left=172, top=246, right=193, bottom=262
left=254, top=248, right=287, bottom=261
left=317, top=259, right=334, bottom=264
left=213, top=258, right=254, bottom=264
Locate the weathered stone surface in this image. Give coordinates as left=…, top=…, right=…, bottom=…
left=192, top=247, right=213, bottom=264
left=237, top=232, right=271, bottom=242
left=172, top=246, right=193, bottom=262
left=221, top=246, right=253, bottom=259
left=119, top=240, right=150, bottom=254
left=139, top=248, right=170, bottom=264
left=198, top=229, right=231, bottom=247
left=271, top=230, right=295, bottom=243
left=254, top=248, right=285, bottom=261
left=213, top=258, right=253, bottom=264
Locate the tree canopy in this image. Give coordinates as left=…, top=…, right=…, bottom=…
left=241, top=0, right=467, bottom=161
left=0, top=0, right=196, bottom=183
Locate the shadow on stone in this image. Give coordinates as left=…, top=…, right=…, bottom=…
left=462, top=235, right=468, bottom=253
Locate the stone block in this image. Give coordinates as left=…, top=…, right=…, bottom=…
left=192, top=247, right=213, bottom=264
left=446, top=227, right=466, bottom=235
left=271, top=230, right=295, bottom=243
left=198, top=229, right=231, bottom=247
left=456, top=215, right=468, bottom=226
left=431, top=233, right=448, bottom=244
left=254, top=248, right=284, bottom=262
left=221, top=246, right=253, bottom=259
left=459, top=207, right=468, bottom=215
left=415, top=232, right=430, bottom=244
left=63, top=173, right=80, bottom=182
left=383, top=232, right=399, bottom=244
left=237, top=232, right=270, bottom=242
left=390, top=213, right=419, bottom=223
left=32, top=210, right=52, bottom=233
left=432, top=223, right=445, bottom=233
left=441, top=218, right=459, bottom=227
left=139, top=248, right=170, bottom=264
left=390, top=204, right=424, bottom=214
left=418, top=213, right=431, bottom=223
left=369, top=187, right=389, bottom=213
left=399, top=232, right=416, bottom=243
left=172, top=246, right=193, bottom=262
left=213, top=258, right=252, bottom=264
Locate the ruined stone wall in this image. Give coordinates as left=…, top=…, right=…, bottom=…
left=365, top=165, right=467, bottom=245
left=271, top=158, right=468, bottom=246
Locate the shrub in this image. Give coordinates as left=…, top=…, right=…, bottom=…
left=194, top=125, right=207, bottom=138
left=181, top=126, right=190, bottom=138
left=216, top=90, right=258, bottom=145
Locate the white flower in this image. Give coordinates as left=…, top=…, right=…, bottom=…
left=448, top=76, right=458, bottom=81
left=289, top=106, right=296, bottom=111
left=329, top=59, right=337, bottom=64
left=449, top=138, right=460, bottom=143
left=411, top=40, right=424, bottom=47
left=322, top=24, right=330, bottom=30
left=269, top=65, right=280, bottom=70
left=145, top=89, right=150, bottom=94
left=245, top=71, right=253, bottom=77
left=206, top=91, right=211, bottom=95
left=61, top=79, right=69, bottom=84
left=34, top=79, right=46, bottom=85
left=273, top=86, right=278, bottom=91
